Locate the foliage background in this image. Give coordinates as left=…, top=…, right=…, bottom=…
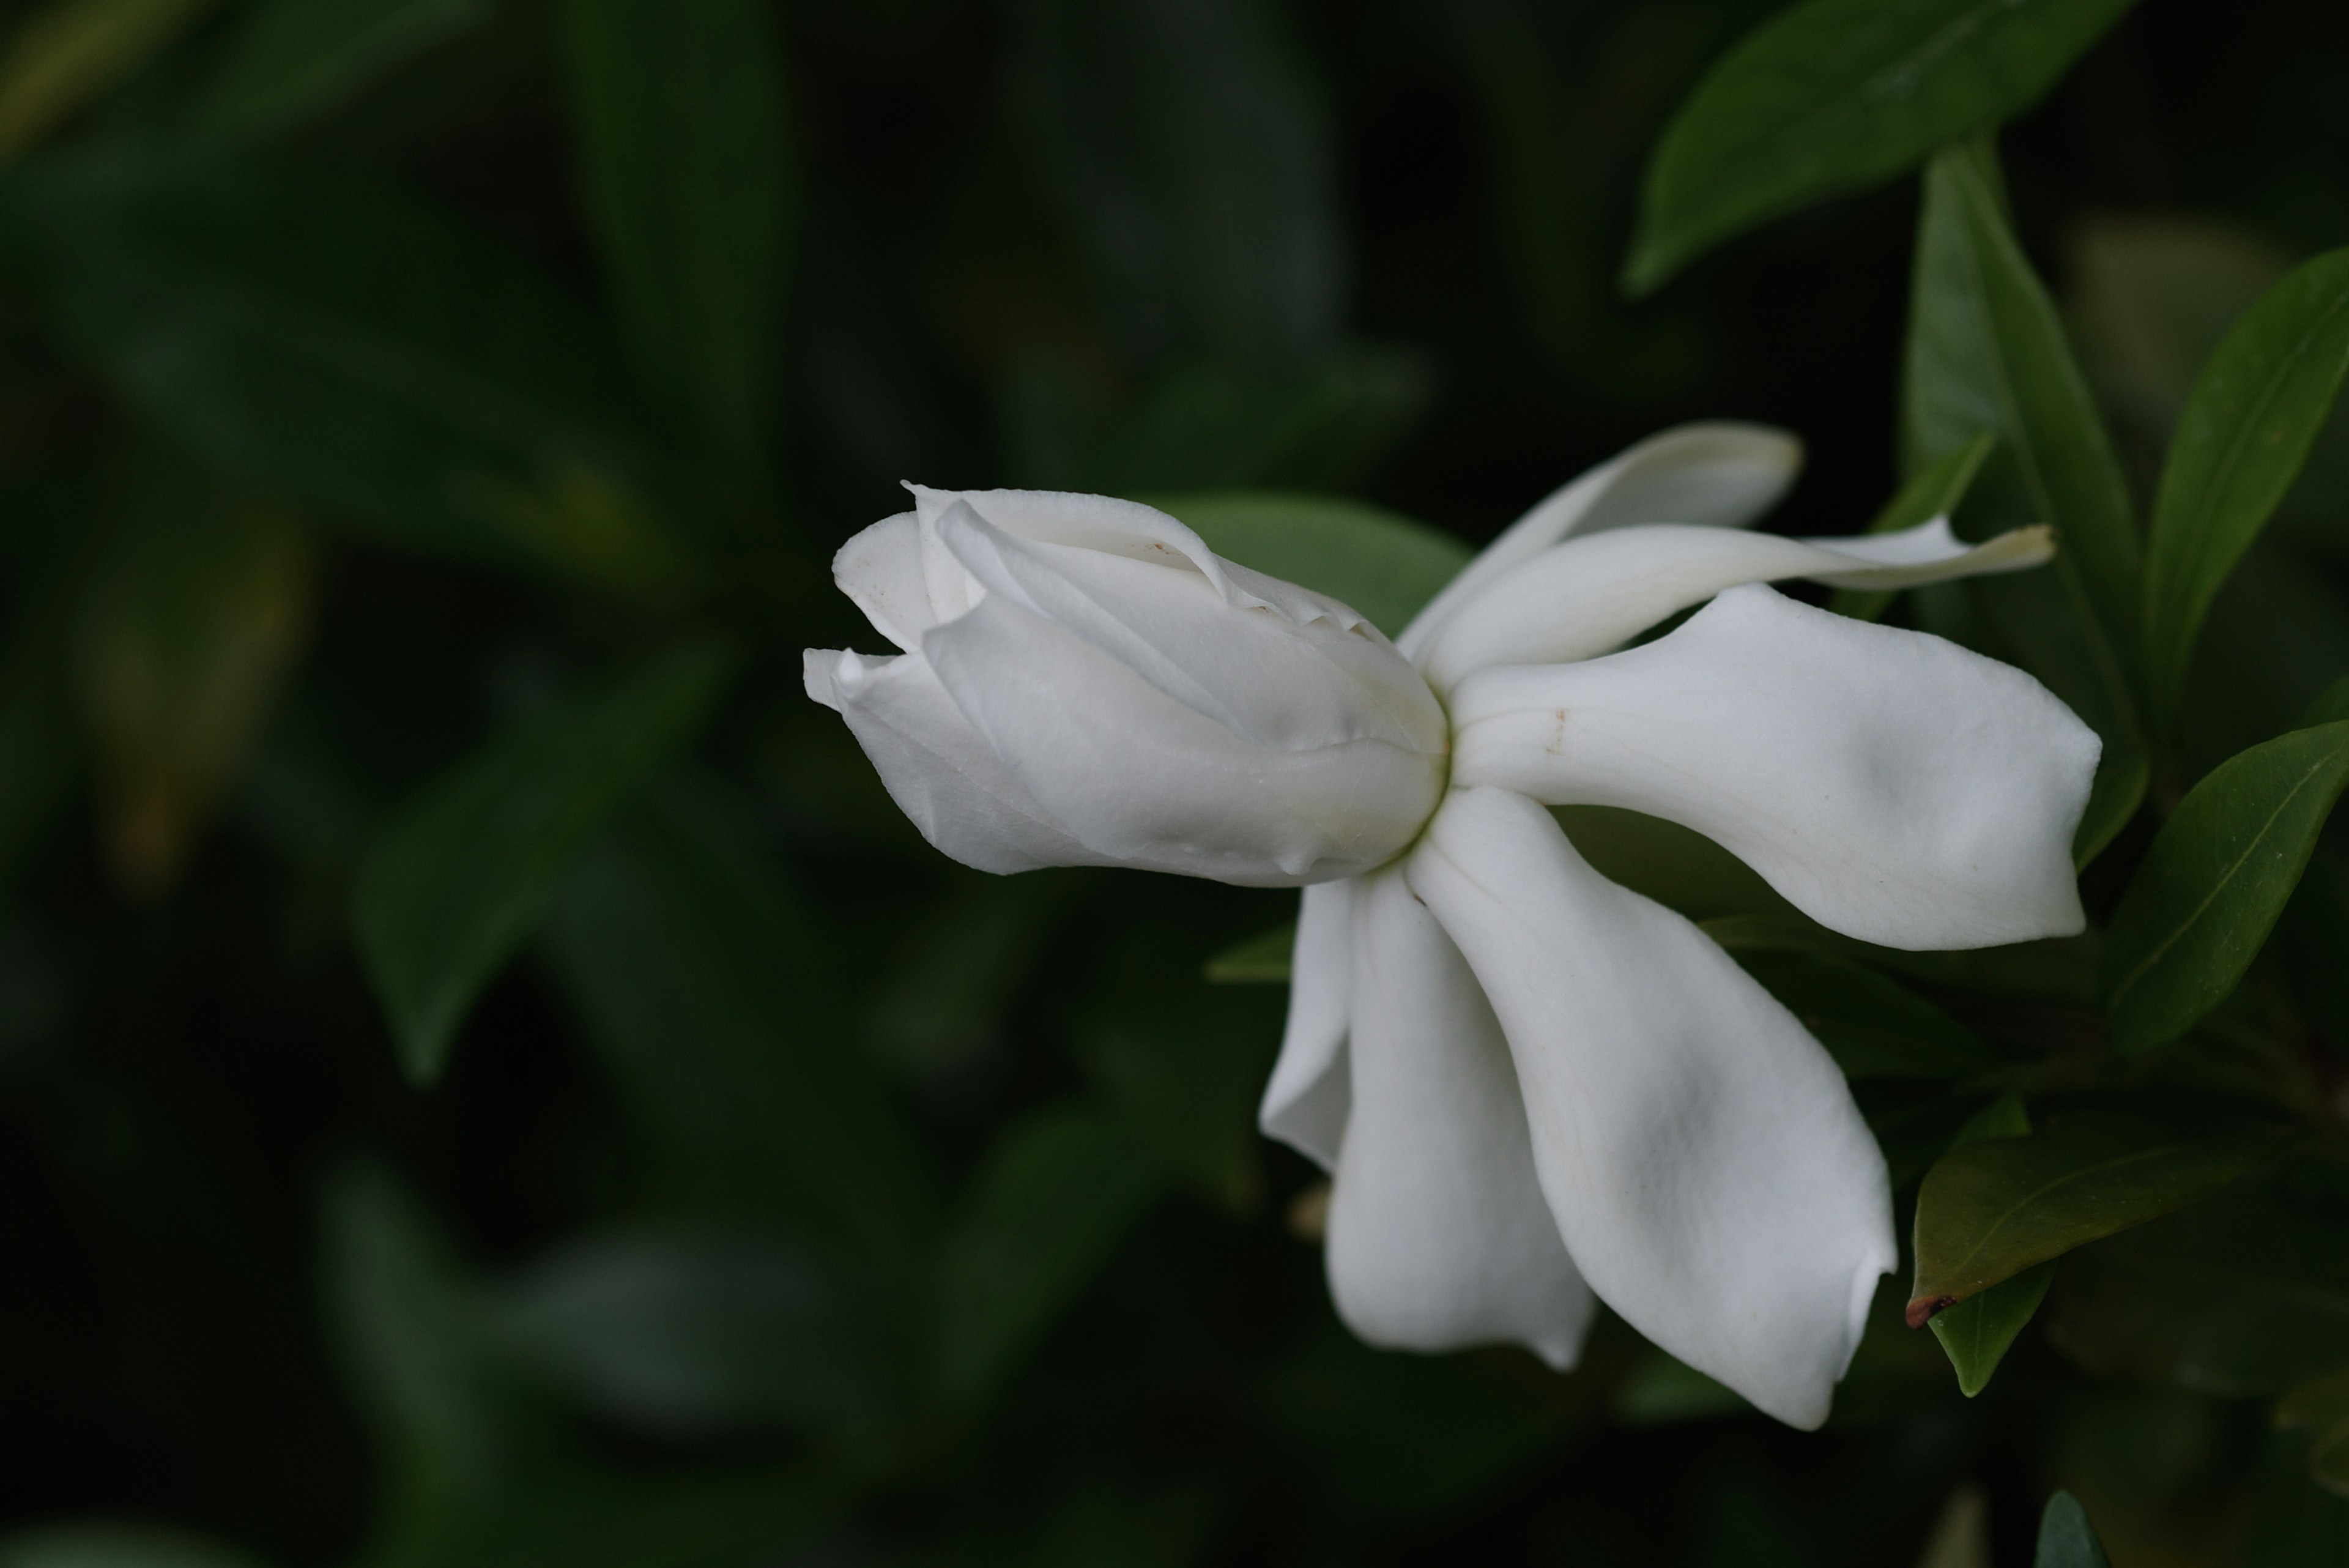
left=1, top=0, right=2348, bottom=1563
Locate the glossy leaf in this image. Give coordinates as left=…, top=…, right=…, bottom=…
left=1925, top=1096, right=2050, bottom=1395
left=354, top=642, right=733, bottom=1085
left=1904, top=138, right=2147, bottom=862
left=555, top=0, right=789, bottom=454
left=0, top=0, right=218, bottom=158
left=1909, top=1111, right=2290, bottom=1323
left=935, top=1102, right=1166, bottom=1402
left=1830, top=431, right=1996, bottom=622
left=1624, top=0, right=2139, bottom=295
left=2144, top=249, right=2349, bottom=719
left=2102, top=720, right=2349, bottom=1052
left=75, top=463, right=312, bottom=899
left=1149, top=492, right=1472, bottom=639
left=2034, top=1492, right=2112, bottom=1568
left=541, top=785, right=937, bottom=1265
left=0, top=1526, right=274, bottom=1568
left=196, top=0, right=489, bottom=138
left=1, top=149, right=692, bottom=595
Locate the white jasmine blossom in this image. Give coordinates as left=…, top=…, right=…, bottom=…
left=805, top=422, right=2098, bottom=1430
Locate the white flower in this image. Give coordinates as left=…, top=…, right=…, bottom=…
left=805, top=423, right=2099, bottom=1430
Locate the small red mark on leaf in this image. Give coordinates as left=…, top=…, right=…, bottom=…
left=1905, top=1295, right=1958, bottom=1329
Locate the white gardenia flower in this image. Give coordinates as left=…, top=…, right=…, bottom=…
left=805, top=423, right=2099, bottom=1430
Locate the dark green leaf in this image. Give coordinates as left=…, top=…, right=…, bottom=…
left=196, top=0, right=490, bottom=138
left=2046, top=1178, right=2349, bottom=1397
left=555, top=0, right=789, bottom=454
left=1701, top=911, right=2100, bottom=1004
left=2144, top=250, right=2349, bottom=720
left=1624, top=0, right=2139, bottom=295
left=1612, top=1351, right=1746, bottom=1426
left=1556, top=804, right=1794, bottom=922
left=1203, top=923, right=1294, bottom=984
left=2279, top=1366, right=2349, bottom=1499
left=1904, top=138, right=2147, bottom=862
left=354, top=641, right=733, bottom=1084
left=1, top=149, right=693, bottom=595
left=1151, top=492, right=1471, bottom=638
left=2102, top=721, right=2349, bottom=1052
left=0, top=1526, right=273, bottom=1568
left=934, top=1102, right=1166, bottom=1402
left=1830, top=431, right=1996, bottom=622
left=1909, top=1110, right=2291, bottom=1322
left=868, top=872, right=1092, bottom=1079
left=2034, top=1491, right=2113, bottom=1568
left=1732, top=949, right=1997, bottom=1081
left=1931, top=1260, right=2056, bottom=1395
left=0, top=0, right=219, bottom=158
left=541, top=783, right=935, bottom=1265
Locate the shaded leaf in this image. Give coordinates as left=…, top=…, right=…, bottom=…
left=1152, top=491, right=1471, bottom=638
left=2034, top=1492, right=2112, bottom=1568
left=1203, top=923, right=1293, bottom=984
left=0, top=0, right=218, bottom=159
left=1909, top=1110, right=2291, bottom=1323
left=2102, top=720, right=2349, bottom=1052
left=541, top=782, right=934, bottom=1265
left=76, top=459, right=311, bottom=898
left=196, top=0, right=489, bottom=138
left=1701, top=911, right=2099, bottom=1005
left=1555, top=804, right=1794, bottom=923
left=1904, top=139, right=2147, bottom=862
left=2278, top=1366, right=2349, bottom=1499
left=935, top=1101, right=1166, bottom=1402
left=1624, top=0, right=2139, bottom=294
left=1830, top=430, right=1995, bottom=622
left=0, top=1526, right=273, bottom=1568
left=1931, top=1261, right=2056, bottom=1396
left=354, top=641, right=733, bottom=1084
left=1734, top=949, right=1996, bottom=1082
left=2143, top=250, right=2349, bottom=719
left=868, top=872, right=1091, bottom=1079
left=555, top=0, right=789, bottom=454
left=1612, top=1351, right=1746, bottom=1427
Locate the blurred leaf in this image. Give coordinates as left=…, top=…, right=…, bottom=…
left=354, top=641, right=733, bottom=1085
left=2034, top=1492, right=2112, bottom=1568
left=2102, top=720, right=2349, bottom=1052
left=1612, top=1351, right=1746, bottom=1427
left=0, top=149, right=694, bottom=596
left=1830, top=431, right=1996, bottom=622
left=1904, top=138, right=2147, bottom=862
left=1203, top=923, right=1293, bottom=984
left=1025, top=1488, right=1217, bottom=1568
left=542, top=782, right=935, bottom=1265
left=2144, top=250, right=2349, bottom=720
left=2279, top=1366, right=2349, bottom=1499
left=497, top=1227, right=894, bottom=1436
left=1909, top=1110, right=2291, bottom=1323
left=0, top=598, right=80, bottom=890
left=869, top=872, right=1090, bottom=1079
left=75, top=462, right=311, bottom=899
left=935, top=1101, right=1166, bottom=1402
left=1702, top=912, right=2100, bottom=1005
left=372, top=1466, right=831, bottom=1568
left=0, top=1526, right=272, bottom=1568
left=1624, top=0, right=2138, bottom=295
left=1152, top=491, right=1470, bottom=637
left=2046, top=1177, right=2349, bottom=1397
left=0, top=0, right=218, bottom=160
left=196, top=0, right=491, bottom=138
left=1555, top=804, right=1794, bottom=922
left=1732, top=949, right=1997, bottom=1082
left=555, top=0, right=789, bottom=455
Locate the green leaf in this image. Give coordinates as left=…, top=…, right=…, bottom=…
left=554, top=0, right=790, bottom=455
left=1203, top=923, right=1294, bottom=984
left=1930, top=1260, right=2057, bottom=1395
left=0, top=149, right=694, bottom=596
left=1731, top=949, right=1997, bottom=1082
left=1830, top=431, right=1996, bottom=622
left=934, top=1101, right=1167, bottom=1402
left=0, top=1526, right=273, bottom=1568
left=2144, top=249, right=2349, bottom=721
left=353, top=641, right=733, bottom=1084
left=196, top=0, right=490, bottom=138
left=1701, top=911, right=2100, bottom=1005
left=0, top=0, right=219, bottom=160
left=540, top=785, right=936, bottom=1265
left=2102, top=721, right=2349, bottom=1052
left=2034, top=1491, right=2113, bottom=1568
left=1624, top=0, right=2139, bottom=295
left=1904, top=138, right=2147, bottom=862
left=1909, top=1110, right=2291, bottom=1323
left=2279, top=1366, right=2349, bottom=1499
left=1554, top=804, right=1794, bottom=923
left=1147, top=492, right=1472, bottom=639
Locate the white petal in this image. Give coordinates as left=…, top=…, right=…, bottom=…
left=1260, top=879, right=1356, bottom=1171
left=801, top=647, right=1106, bottom=874
left=930, top=499, right=1445, bottom=755
left=1398, top=423, right=1801, bottom=660
left=1324, top=866, right=1597, bottom=1369
left=831, top=512, right=934, bottom=653
left=922, top=592, right=1444, bottom=886
left=1417, top=519, right=2053, bottom=693
left=1405, top=788, right=1894, bottom=1429
left=1449, top=585, right=2098, bottom=949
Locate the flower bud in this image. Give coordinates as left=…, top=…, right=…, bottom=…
left=805, top=486, right=1449, bottom=887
